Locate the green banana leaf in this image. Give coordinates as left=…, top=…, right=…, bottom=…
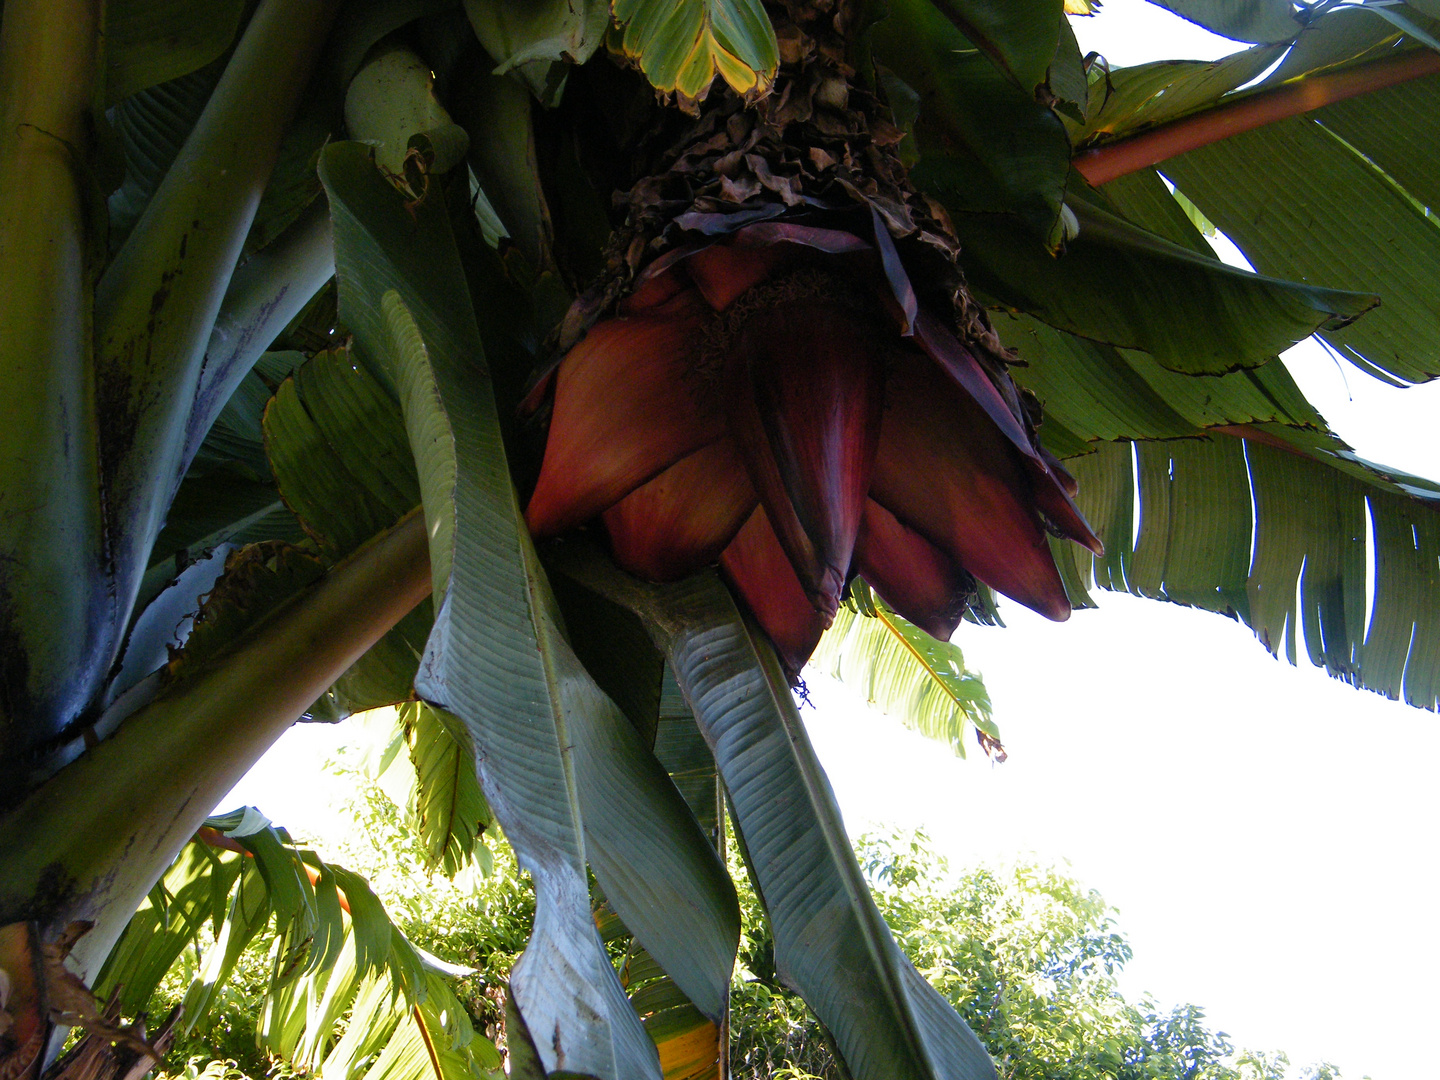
left=400, top=701, right=494, bottom=878
left=951, top=195, right=1378, bottom=376
left=1160, top=111, right=1440, bottom=385
left=93, top=0, right=340, bottom=728
left=1052, top=432, right=1440, bottom=710
left=1068, top=43, right=1287, bottom=145
left=145, top=349, right=310, bottom=590
left=104, top=0, right=247, bottom=104
left=460, top=0, right=607, bottom=105
left=259, top=343, right=436, bottom=716
left=320, top=140, right=737, bottom=1077
left=872, top=0, right=1072, bottom=240
left=589, top=676, right=729, bottom=1080
left=107, top=60, right=226, bottom=249
left=551, top=550, right=997, bottom=1080
left=986, top=126, right=1440, bottom=710
left=610, top=0, right=780, bottom=100
left=1147, top=0, right=1301, bottom=44
left=1064, top=9, right=1440, bottom=385
left=1262, top=5, right=1400, bottom=83
left=598, top=904, right=725, bottom=1080
left=94, top=809, right=502, bottom=1080
left=811, top=585, right=998, bottom=758
left=922, top=0, right=1065, bottom=93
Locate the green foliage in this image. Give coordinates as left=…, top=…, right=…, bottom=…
left=610, top=0, right=780, bottom=99
left=552, top=555, right=995, bottom=1080
left=117, top=735, right=1358, bottom=1080
left=730, top=829, right=1349, bottom=1080
left=114, top=731, right=528, bottom=1080
left=812, top=582, right=996, bottom=758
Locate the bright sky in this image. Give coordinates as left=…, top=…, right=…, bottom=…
left=226, top=5, right=1440, bottom=1079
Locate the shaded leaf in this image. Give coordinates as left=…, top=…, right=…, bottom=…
left=105, top=0, right=246, bottom=104
left=264, top=347, right=420, bottom=558
left=924, top=0, right=1065, bottom=92
left=1069, top=44, right=1286, bottom=146
left=874, top=0, right=1071, bottom=238
left=1158, top=112, right=1440, bottom=383
left=449, top=68, right=555, bottom=273
left=94, top=0, right=340, bottom=711
left=1311, top=69, right=1440, bottom=223
left=597, top=678, right=726, bottom=1080
left=952, top=192, right=1377, bottom=375
left=344, top=41, right=469, bottom=177
left=1147, top=0, right=1301, bottom=43
left=551, top=551, right=997, bottom=1080
left=461, top=0, right=609, bottom=105
left=321, top=140, right=736, bottom=1077
left=996, top=310, right=1326, bottom=446
left=107, top=60, right=225, bottom=249
left=1261, top=5, right=1399, bottom=84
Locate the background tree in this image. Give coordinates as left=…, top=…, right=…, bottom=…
left=102, top=744, right=1353, bottom=1080
left=2, top=1, right=1438, bottom=1079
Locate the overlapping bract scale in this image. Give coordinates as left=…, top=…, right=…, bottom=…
left=854, top=500, right=973, bottom=643
left=726, top=291, right=885, bottom=621
left=603, top=439, right=756, bottom=581
left=525, top=289, right=723, bottom=536
left=525, top=221, right=1102, bottom=671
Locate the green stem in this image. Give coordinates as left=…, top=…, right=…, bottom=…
left=184, top=198, right=335, bottom=467
left=0, top=508, right=431, bottom=979
left=93, top=0, right=340, bottom=710
left=1073, top=46, right=1440, bottom=186
left=0, top=0, right=107, bottom=783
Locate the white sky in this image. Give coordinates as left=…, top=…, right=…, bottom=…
left=226, top=5, right=1440, bottom=1079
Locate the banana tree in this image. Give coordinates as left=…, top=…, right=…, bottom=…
left=3, top=0, right=1440, bottom=1078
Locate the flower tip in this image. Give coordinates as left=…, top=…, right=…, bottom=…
left=1040, top=597, right=1073, bottom=623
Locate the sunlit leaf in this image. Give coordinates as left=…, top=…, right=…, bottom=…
left=812, top=589, right=996, bottom=757
left=611, top=0, right=780, bottom=100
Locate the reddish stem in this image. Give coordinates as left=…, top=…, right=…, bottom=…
left=1073, top=47, right=1440, bottom=186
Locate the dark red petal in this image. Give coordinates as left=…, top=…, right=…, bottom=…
left=685, top=242, right=789, bottom=311
left=518, top=360, right=558, bottom=418
left=855, top=499, right=972, bottom=642
left=682, top=223, right=874, bottom=312
left=719, top=507, right=829, bottom=677
left=870, top=349, right=1073, bottom=622
left=913, top=310, right=1103, bottom=556
left=725, top=293, right=885, bottom=622
left=619, top=246, right=696, bottom=314
left=526, top=289, right=723, bottom=536
left=1040, top=445, right=1079, bottom=496
left=602, top=439, right=757, bottom=581
left=1030, top=464, right=1104, bottom=556
left=912, top=309, right=1036, bottom=458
